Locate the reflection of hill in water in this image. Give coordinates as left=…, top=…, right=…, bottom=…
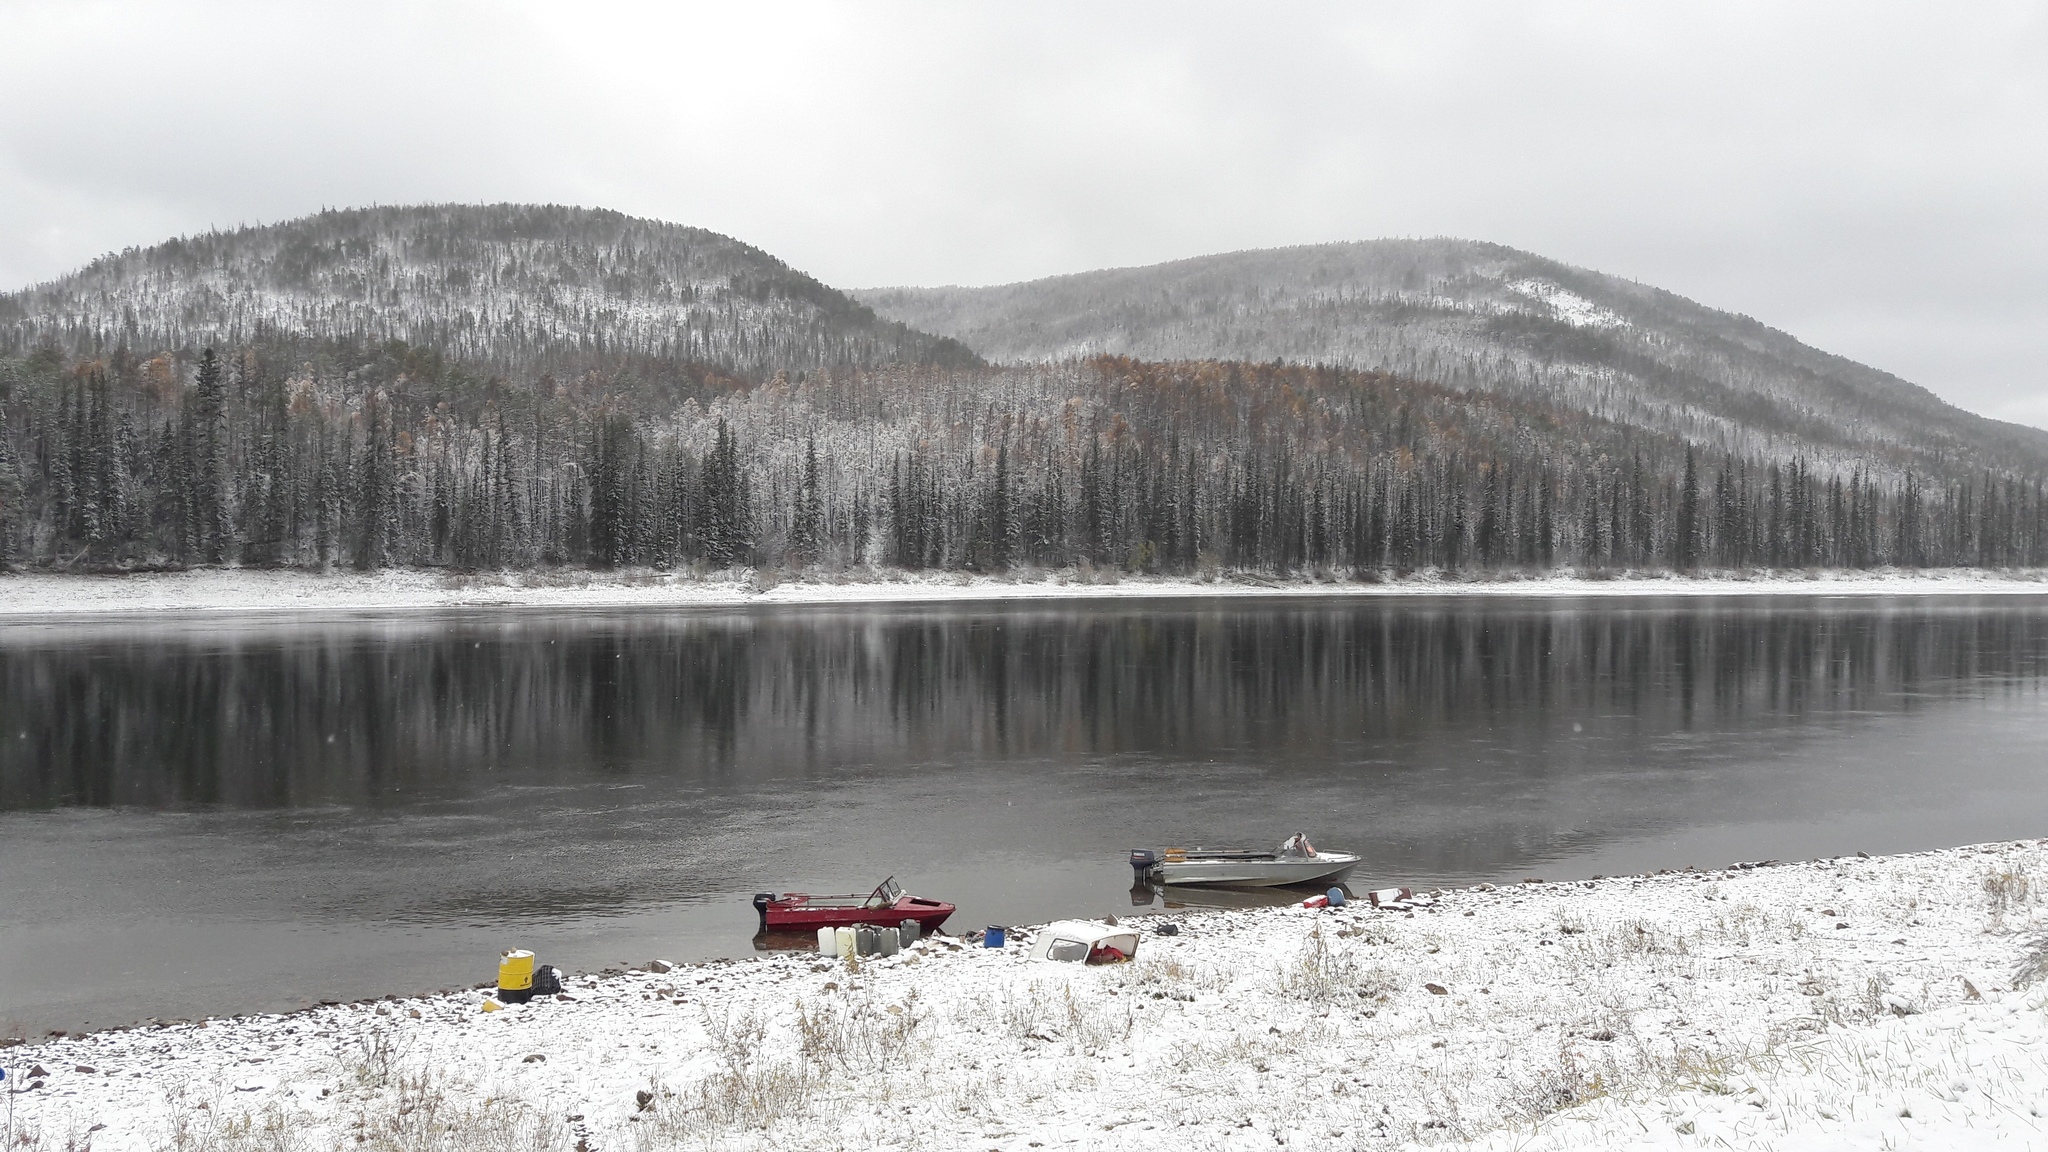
left=7, top=599, right=2048, bottom=1036
left=5, top=599, right=2048, bottom=888
left=6, top=600, right=2047, bottom=820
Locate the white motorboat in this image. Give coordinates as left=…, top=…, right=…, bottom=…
left=1129, top=834, right=1360, bottom=888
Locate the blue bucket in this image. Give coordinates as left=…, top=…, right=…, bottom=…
left=1327, top=887, right=1347, bottom=908
left=984, top=925, right=1007, bottom=949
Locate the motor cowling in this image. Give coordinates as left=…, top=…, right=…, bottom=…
left=1128, top=848, right=1160, bottom=878
left=752, top=892, right=776, bottom=927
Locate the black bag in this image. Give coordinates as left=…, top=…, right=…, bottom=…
left=531, top=964, right=563, bottom=997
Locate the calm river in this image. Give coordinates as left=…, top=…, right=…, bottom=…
left=4, top=595, right=2047, bottom=1036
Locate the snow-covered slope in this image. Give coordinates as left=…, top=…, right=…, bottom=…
left=10, top=212, right=2045, bottom=482
left=0, top=204, right=980, bottom=378
left=857, top=240, right=2048, bottom=476
left=7, top=840, right=2046, bottom=1150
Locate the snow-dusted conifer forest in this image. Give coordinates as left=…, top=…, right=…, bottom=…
left=857, top=239, right=2048, bottom=482
left=2, top=205, right=2045, bottom=577
left=1, top=205, right=978, bottom=378
left=4, top=347, right=2046, bottom=576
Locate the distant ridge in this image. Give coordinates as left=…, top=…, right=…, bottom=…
left=857, top=239, right=2048, bottom=476
left=1, top=203, right=981, bottom=377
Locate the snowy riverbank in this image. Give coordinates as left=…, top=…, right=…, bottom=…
left=3, top=566, right=2047, bottom=619
left=6, top=841, right=2047, bottom=1151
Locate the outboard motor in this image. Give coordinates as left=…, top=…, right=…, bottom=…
left=1129, top=848, right=1160, bottom=881
left=752, top=892, right=776, bottom=929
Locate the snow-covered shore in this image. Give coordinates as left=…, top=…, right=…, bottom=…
left=2, top=566, right=2047, bottom=619
left=7, top=841, right=2046, bottom=1151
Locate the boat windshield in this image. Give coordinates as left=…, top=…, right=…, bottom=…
left=1279, top=833, right=1317, bottom=858
left=867, top=877, right=903, bottom=907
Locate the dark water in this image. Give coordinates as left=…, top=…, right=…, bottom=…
left=4, top=595, right=2048, bottom=1036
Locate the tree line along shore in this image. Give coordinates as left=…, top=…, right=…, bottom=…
left=5, top=345, right=2048, bottom=580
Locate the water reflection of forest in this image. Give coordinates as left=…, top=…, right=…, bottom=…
left=4, top=600, right=2045, bottom=810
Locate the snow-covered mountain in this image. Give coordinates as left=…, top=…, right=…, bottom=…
left=4, top=212, right=2045, bottom=575
left=0, top=204, right=980, bottom=377
left=856, top=240, right=2048, bottom=475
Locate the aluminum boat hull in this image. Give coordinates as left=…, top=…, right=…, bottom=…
left=1147, top=853, right=1360, bottom=887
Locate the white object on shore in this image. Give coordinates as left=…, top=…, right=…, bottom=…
left=1027, top=921, right=1139, bottom=964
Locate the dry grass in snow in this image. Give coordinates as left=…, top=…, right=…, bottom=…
left=7, top=841, right=2048, bottom=1151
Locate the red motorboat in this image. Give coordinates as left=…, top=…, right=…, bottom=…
left=752, top=877, right=955, bottom=932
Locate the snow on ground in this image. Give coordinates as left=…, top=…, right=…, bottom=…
left=6, top=842, right=2047, bottom=1151
left=1505, top=280, right=1631, bottom=330
left=1, top=566, right=2045, bottom=620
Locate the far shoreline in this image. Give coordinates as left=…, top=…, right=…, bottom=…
left=3, top=564, right=2048, bottom=621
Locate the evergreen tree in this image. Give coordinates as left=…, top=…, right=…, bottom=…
left=354, top=390, right=392, bottom=570
left=1674, top=447, right=1700, bottom=570
left=586, top=411, right=636, bottom=568
left=0, top=398, right=21, bottom=567
left=791, top=435, right=822, bottom=565
left=190, top=348, right=230, bottom=564
left=1477, top=459, right=1502, bottom=567
left=1627, top=452, right=1651, bottom=568
left=698, top=418, right=747, bottom=567
left=985, top=440, right=1012, bottom=569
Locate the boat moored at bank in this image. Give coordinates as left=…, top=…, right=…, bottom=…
left=1129, top=834, right=1359, bottom=888
left=752, top=876, right=955, bottom=932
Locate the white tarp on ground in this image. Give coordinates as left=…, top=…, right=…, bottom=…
left=1027, top=920, right=1140, bottom=963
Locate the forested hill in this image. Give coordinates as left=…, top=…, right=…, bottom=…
left=856, top=240, right=2048, bottom=479
left=2, top=212, right=2047, bottom=578
left=1, top=204, right=981, bottom=378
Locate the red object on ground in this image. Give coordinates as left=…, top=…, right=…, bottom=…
left=752, top=877, right=954, bottom=931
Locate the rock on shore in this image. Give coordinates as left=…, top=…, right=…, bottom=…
left=6, top=840, right=2045, bottom=1150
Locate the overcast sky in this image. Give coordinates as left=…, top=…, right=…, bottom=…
left=3, top=1, right=2044, bottom=424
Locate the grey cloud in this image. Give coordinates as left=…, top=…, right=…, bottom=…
left=1, top=0, right=2042, bottom=422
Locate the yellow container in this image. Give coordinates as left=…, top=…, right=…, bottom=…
left=499, top=949, right=535, bottom=992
